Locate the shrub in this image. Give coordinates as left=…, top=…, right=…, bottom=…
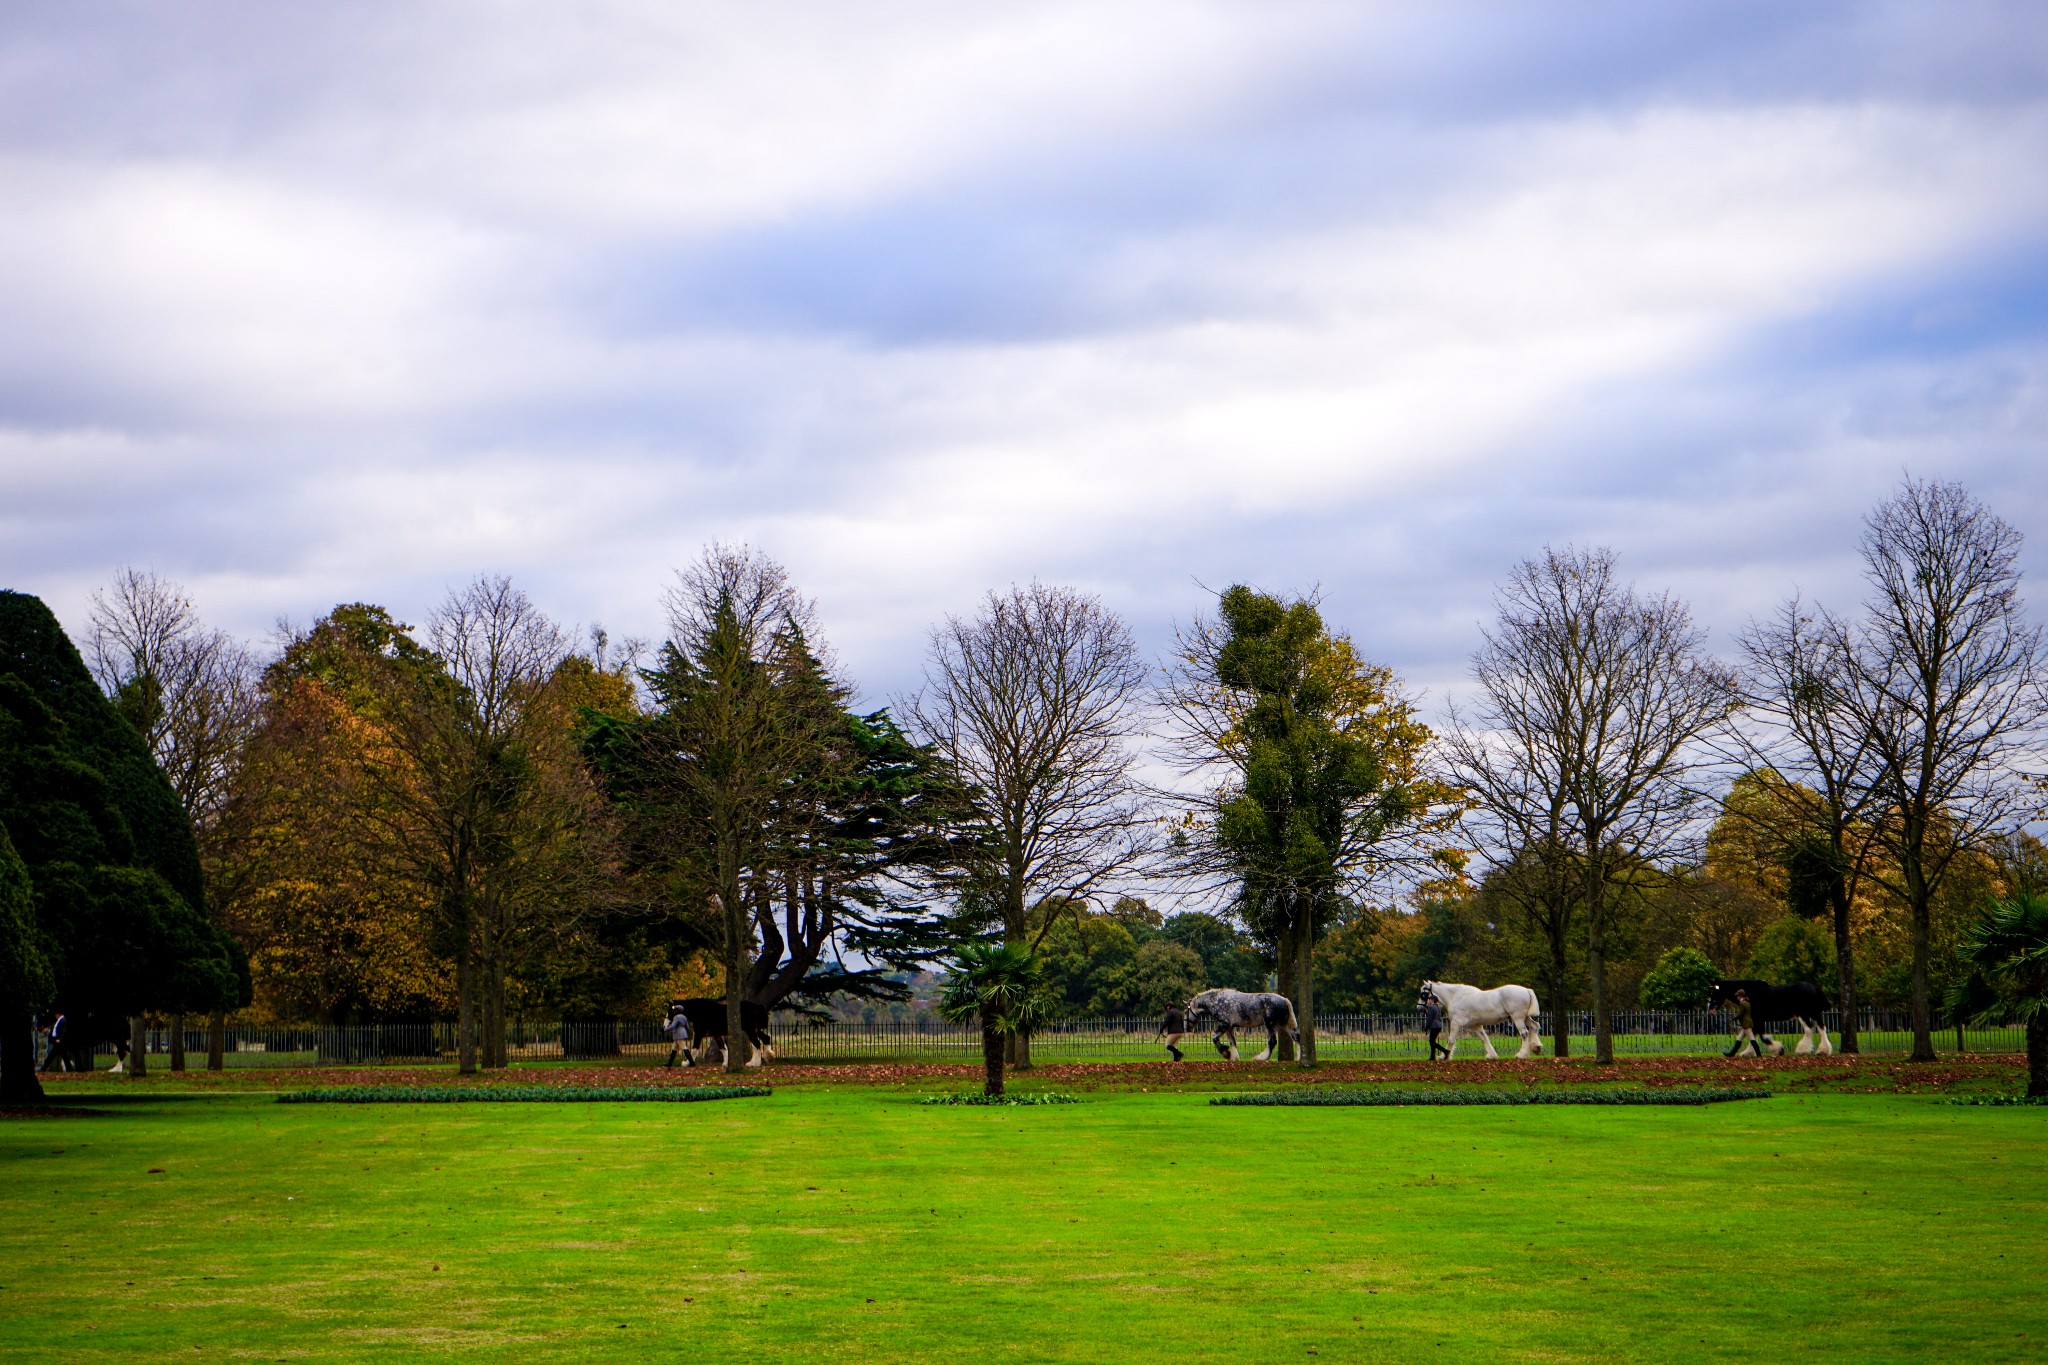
left=1640, top=947, right=1720, bottom=1010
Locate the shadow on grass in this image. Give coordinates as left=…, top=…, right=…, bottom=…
left=3, top=1091, right=232, bottom=1117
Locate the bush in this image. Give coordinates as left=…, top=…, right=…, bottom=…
left=1640, top=947, right=1719, bottom=1010
left=917, top=1092, right=1080, bottom=1106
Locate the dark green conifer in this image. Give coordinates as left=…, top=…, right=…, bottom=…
left=0, top=590, right=241, bottom=1100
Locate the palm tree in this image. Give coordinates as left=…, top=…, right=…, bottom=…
left=1948, top=893, right=2048, bottom=1098
left=938, top=942, right=1055, bottom=1097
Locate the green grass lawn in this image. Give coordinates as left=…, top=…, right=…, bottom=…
left=3, top=1080, right=2044, bottom=1363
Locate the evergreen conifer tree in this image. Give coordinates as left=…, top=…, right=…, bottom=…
left=0, top=591, right=243, bottom=1100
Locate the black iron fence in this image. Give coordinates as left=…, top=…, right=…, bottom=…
left=76, top=1007, right=2030, bottom=1069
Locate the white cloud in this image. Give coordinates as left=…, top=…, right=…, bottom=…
left=2, top=2, right=2045, bottom=713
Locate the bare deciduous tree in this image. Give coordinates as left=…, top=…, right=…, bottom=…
left=1448, top=548, right=1738, bottom=1063
left=89, top=569, right=263, bottom=827
left=426, top=577, right=596, bottom=1071
left=1732, top=596, right=1884, bottom=1052
left=88, top=569, right=262, bottom=1070
left=1829, top=479, right=2045, bottom=1062
left=1434, top=747, right=1581, bottom=1056
left=906, top=582, right=1152, bottom=1067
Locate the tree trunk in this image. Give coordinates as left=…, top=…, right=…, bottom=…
left=1001, top=918, right=1032, bottom=1070
left=1908, top=885, right=1935, bottom=1062
left=1830, top=879, right=1859, bottom=1054
left=723, top=888, right=752, bottom=1074
left=1274, top=919, right=1299, bottom=1063
left=2027, top=1012, right=2047, bottom=1100
left=1294, top=913, right=1316, bottom=1068
left=207, top=1010, right=225, bottom=1071
left=1549, top=945, right=1571, bottom=1059
left=1004, top=869, right=1030, bottom=1071
left=1588, top=909, right=1613, bottom=1066
left=982, top=1022, right=1005, bottom=1097
left=169, top=1013, right=186, bottom=1072
left=456, top=945, right=477, bottom=1076
left=128, top=1016, right=148, bottom=1078
left=1, top=1013, right=44, bottom=1104
left=482, top=953, right=506, bottom=1070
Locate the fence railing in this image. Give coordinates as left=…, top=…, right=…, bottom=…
left=71, top=1007, right=2031, bottom=1069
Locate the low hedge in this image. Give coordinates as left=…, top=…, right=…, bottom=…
left=1210, top=1087, right=1769, bottom=1107
left=918, top=1092, right=1081, bottom=1106
left=1945, top=1094, right=2048, bottom=1107
left=276, top=1085, right=770, bottom=1105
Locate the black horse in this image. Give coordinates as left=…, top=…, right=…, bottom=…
left=38, top=1011, right=129, bottom=1073
left=664, top=998, right=774, bottom=1068
left=1708, top=979, right=1831, bottom=1057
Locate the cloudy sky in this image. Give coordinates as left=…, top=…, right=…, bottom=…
left=3, top=1, right=2044, bottom=711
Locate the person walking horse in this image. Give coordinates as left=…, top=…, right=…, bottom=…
left=1422, top=991, right=1450, bottom=1062
left=39, top=1011, right=66, bottom=1073
left=660, top=1000, right=693, bottom=1068
left=1157, top=1005, right=1190, bottom=1062
left=1724, top=989, right=1772, bottom=1058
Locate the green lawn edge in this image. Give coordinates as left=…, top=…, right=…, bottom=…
left=275, top=1084, right=772, bottom=1104
left=1210, top=1085, right=1771, bottom=1106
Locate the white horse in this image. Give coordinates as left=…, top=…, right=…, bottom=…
left=1184, top=988, right=1299, bottom=1062
left=1422, top=980, right=1543, bottom=1060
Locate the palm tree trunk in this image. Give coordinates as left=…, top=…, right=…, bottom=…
left=982, top=1022, right=1005, bottom=1097
left=2028, top=1012, right=2047, bottom=1100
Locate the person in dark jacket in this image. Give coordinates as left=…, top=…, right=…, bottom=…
left=39, top=1011, right=66, bottom=1072
left=1724, top=989, right=1773, bottom=1057
left=1423, top=992, right=1450, bottom=1061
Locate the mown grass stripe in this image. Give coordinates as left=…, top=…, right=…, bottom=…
left=276, top=1085, right=770, bottom=1104
left=1209, top=1087, right=1769, bottom=1107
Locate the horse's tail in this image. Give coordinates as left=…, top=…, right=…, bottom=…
left=1277, top=995, right=1300, bottom=1032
